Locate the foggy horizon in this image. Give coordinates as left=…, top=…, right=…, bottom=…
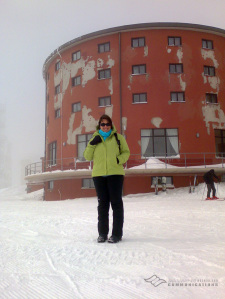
left=1, top=0, right=225, bottom=186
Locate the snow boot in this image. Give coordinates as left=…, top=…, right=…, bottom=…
left=97, top=235, right=108, bottom=243
left=108, top=235, right=122, bottom=243
left=212, top=196, right=219, bottom=200
left=205, top=197, right=211, bottom=200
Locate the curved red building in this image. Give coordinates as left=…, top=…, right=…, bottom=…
left=26, top=23, right=225, bottom=200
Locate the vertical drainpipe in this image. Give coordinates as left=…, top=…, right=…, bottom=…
left=44, top=71, right=48, bottom=201
left=119, top=32, right=122, bottom=134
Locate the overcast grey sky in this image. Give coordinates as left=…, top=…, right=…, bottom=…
left=1, top=0, right=225, bottom=185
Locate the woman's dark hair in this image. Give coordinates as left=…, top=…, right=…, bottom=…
left=98, top=114, right=113, bottom=128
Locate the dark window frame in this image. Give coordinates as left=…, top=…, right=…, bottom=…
left=133, top=93, right=147, bottom=103
left=77, top=134, right=93, bottom=160
left=168, top=36, right=182, bottom=46
left=55, top=84, right=60, bottom=95
left=98, top=69, right=111, bottom=80
left=170, top=92, right=185, bottom=102
left=72, top=75, right=81, bottom=87
left=82, top=178, right=95, bottom=189
left=55, top=109, right=61, bottom=118
left=141, top=128, right=179, bottom=157
left=202, top=39, right=214, bottom=50
left=206, top=93, right=218, bottom=104
left=98, top=96, right=111, bottom=107
left=55, top=61, right=60, bottom=71
left=72, top=50, right=81, bottom=62
left=204, top=66, right=215, bottom=76
left=98, top=42, right=110, bottom=53
left=151, top=176, right=174, bottom=186
left=72, top=102, right=81, bottom=112
left=48, top=181, right=54, bottom=190
left=48, top=141, right=57, bottom=166
left=169, top=64, right=183, bottom=74
left=131, top=37, right=145, bottom=48
left=132, top=64, right=146, bottom=75
left=215, top=129, right=225, bottom=157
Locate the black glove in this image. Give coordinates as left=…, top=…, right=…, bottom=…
left=90, top=135, right=102, bottom=145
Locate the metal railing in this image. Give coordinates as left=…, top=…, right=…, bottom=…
left=25, top=152, right=225, bottom=176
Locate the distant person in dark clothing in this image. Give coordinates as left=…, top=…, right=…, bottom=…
left=203, top=169, right=220, bottom=200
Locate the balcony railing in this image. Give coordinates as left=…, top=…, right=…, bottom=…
left=25, top=153, right=225, bottom=176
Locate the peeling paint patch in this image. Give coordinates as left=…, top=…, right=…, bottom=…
left=177, top=48, right=183, bottom=63
left=129, top=75, right=133, bottom=84
left=82, top=60, right=96, bottom=87
left=122, top=117, right=127, bottom=132
left=178, top=74, right=186, bottom=91
left=151, top=117, right=163, bottom=128
left=54, top=93, right=62, bottom=110
left=109, top=78, right=113, bottom=95
left=167, top=48, right=172, bottom=53
left=105, top=105, right=113, bottom=118
left=127, top=85, right=131, bottom=90
left=144, top=46, right=148, bottom=57
left=67, top=114, right=82, bottom=145
left=97, top=58, right=104, bottom=68
left=201, top=49, right=219, bottom=68
left=208, top=76, right=220, bottom=90
left=82, top=106, right=97, bottom=132
left=107, top=56, right=115, bottom=68
left=202, top=73, right=220, bottom=91
left=202, top=104, right=225, bottom=134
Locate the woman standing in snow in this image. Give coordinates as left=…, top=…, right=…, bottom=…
left=84, top=115, right=130, bottom=243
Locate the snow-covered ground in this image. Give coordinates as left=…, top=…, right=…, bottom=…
left=0, top=184, right=225, bottom=299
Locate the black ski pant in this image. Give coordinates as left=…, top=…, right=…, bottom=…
left=207, top=182, right=216, bottom=198
left=93, top=175, right=124, bottom=238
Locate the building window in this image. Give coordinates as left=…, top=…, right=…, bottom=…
left=170, top=92, right=185, bottom=102
left=215, top=129, right=225, bottom=157
left=132, top=64, right=146, bottom=75
left=55, top=109, right=60, bottom=118
left=72, top=102, right=81, bottom=112
left=99, top=96, right=111, bottom=107
left=98, top=69, right=111, bottom=79
left=202, top=39, right=213, bottom=49
left=206, top=93, right=218, bottom=104
left=151, top=176, right=173, bottom=187
left=72, top=76, right=81, bottom=87
left=55, top=61, right=60, bottom=71
left=204, top=66, right=215, bottom=76
left=168, top=37, right=182, bottom=46
left=133, top=93, right=147, bottom=103
left=78, top=134, right=93, bottom=160
left=48, top=141, right=57, bottom=166
left=72, top=50, right=81, bottom=61
left=48, top=181, right=54, bottom=190
left=82, top=178, right=95, bottom=189
left=141, top=128, right=179, bottom=157
left=169, top=64, right=183, bottom=74
left=55, top=84, right=60, bottom=95
left=131, top=37, right=145, bottom=47
left=98, top=42, right=110, bottom=53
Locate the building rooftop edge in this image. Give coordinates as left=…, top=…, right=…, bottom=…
left=42, top=22, right=225, bottom=78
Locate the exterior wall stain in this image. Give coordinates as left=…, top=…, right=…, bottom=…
left=177, top=48, right=183, bottom=63
left=201, top=49, right=219, bottom=68
left=151, top=117, right=163, bottom=128
left=202, top=104, right=225, bottom=134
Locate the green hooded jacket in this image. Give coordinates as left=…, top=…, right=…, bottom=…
left=83, top=126, right=130, bottom=177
